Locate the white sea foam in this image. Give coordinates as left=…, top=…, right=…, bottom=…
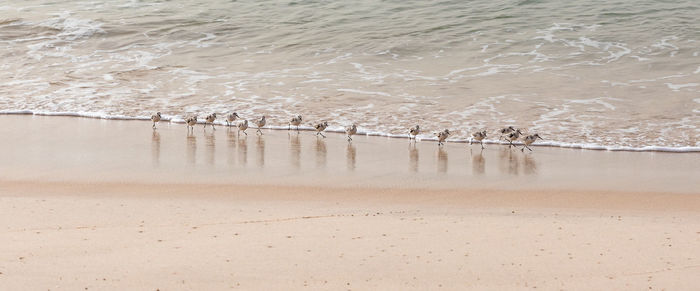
left=337, top=89, right=390, bottom=97
left=569, top=97, right=617, bottom=111
left=665, top=83, right=699, bottom=91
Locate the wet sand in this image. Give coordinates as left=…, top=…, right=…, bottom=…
left=1, top=115, right=699, bottom=290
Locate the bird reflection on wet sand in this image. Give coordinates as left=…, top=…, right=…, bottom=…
left=498, top=147, right=538, bottom=175
left=315, top=138, right=327, bottom=168
left=204, top=130, right=215, bottom=165
left=346, top=143, right=356, bottom=171
left=409, top=143, right=419, bottom=172
left=523, top=153, right=537, bottom=175
left=227, top=128, right=237, bottom=165
left=437, top=147, right=448, bottom=173
left=151, top=130, right=160, bottom=166
left=237, top=135, right=247, bottom=166
left=471, top=149, right=485, bottom=175
left=289, top=132, right=301, bottom=169
left=256, top=135, right=265, bottom=168
left=186, top=131, right=196, bottom=165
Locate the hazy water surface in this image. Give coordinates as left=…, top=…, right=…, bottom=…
left=1, top=0, right=699, bottom=150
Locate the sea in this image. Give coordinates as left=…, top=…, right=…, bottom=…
left=1, top=0, right=699, bottom=151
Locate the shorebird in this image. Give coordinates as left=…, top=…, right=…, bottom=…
left=436, top=129, right=450, bottom=146
left=288, top=115, right=302, bottom=131
left=204, top=113, right=217, bottom=130
left=408, top=125, right=420, bottom=140
left=505, top=129, right=523, bottom=148
left=185, top=115, right=197, bottom=132
left=254, top=115, right=266, bottom=134
left=471, top=130, right=487, bottom=149
left=226, top=112, right=240, bottom=127
left=151, top=112, right=161, bottom=129
left=345, top=124, right=357, bottom=142
left=498, top=126, right=516, bottom=140
left=237, top=119, right=248, bottom=136
left=314, top=121, right=328, bottom=138
left=521, top=133, right=543, bottom=152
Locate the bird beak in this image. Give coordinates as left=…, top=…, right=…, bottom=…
left=538, top=136, right=543, bottom=140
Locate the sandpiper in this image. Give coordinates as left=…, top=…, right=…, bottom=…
left=409, top=125, right=420, bottom=140
left=436, top=129, right=450, bottom=146
left=237, top=119, right=249, bottom=136
left=185, top=115, right=197, bottom=132
left=498, top=126, right=515, bottom=140
left=521, top=133, right=543, bottom=152
left=254, top=115, right=266, bottom=134
left=471, top=130, right=487, bottom=149
left=505, top=129, right=523, bottom=148
left=289, top=115, right=302, bottom=131
left=226, top=112, right=240, bottom=127
left=345, top=124, right=357, bottom=142
left=314, top=121, right=328, bottom=138
left=151, top=112, right=161, bottom=129
left=204, top=113, right=217, bottom=130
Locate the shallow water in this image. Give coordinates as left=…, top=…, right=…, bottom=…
left=1, top=0, right=698, bottom=151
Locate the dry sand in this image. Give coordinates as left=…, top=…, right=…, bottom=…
left=1, top=115, right=699, bottom=290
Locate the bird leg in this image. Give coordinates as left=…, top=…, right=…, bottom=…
left=480, top=140, right=484, bottom=149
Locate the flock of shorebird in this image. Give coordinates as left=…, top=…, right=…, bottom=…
left=151, top=112, right=544, bottom=152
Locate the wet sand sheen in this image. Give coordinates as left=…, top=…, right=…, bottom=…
left=1, top=115, right=699, bottom=290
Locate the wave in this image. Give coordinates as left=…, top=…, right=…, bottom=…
left=3, top=110, right=698, bottom=153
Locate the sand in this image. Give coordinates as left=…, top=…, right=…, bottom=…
left=1, top=115, right=699, bottom=290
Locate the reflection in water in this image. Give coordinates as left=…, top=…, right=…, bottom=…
left=289, top=132, right=301, bottom=169
left=227, top=128, right=237, bottom=165
left=315, top=138, right=327, bottom=169
left=437, top=147, right=448, bottom=173
left=523, top=153, right=538, bottom=175
left=346, top=143, right=356, bottom=171
left=204, top=130, right=216, bottom=166
left=408, top=143, right=418, bottom=172
left=151, top=130, right=160, bottom=167
left=497, top=148, right=538, bottom=175
left=186, top=131, right=196, bottom=165
left=237, top=135, right=247, bottom=166
left=507, top=150, right=519, bottom=175
left=498, top=148, right=509, bottom=174
left=471, top=149, right=485, bottom=175
left=256, top=135, right=265, bottom=168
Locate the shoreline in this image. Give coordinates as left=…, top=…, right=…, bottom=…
left=2, top=111, right=698, bottom=153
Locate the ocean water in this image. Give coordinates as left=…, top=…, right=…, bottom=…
left=1, top=0, right=698, bottom=151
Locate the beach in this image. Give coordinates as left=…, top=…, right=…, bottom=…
left=1, top=115, right=699, bottom=290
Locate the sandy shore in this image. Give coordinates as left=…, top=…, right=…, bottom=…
left=1, top=115, right=699, bottom=290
